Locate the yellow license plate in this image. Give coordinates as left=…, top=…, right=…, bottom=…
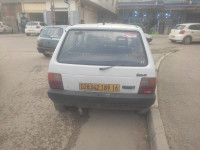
left=171, top=35, right=175, bottom=38
left=45, top=51, right=53, bottom=55
left=79, top=83, right=120, bottom=92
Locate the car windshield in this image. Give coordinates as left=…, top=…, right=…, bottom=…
left=27, top=22, right=38, bottom=26
left=40, top=27, right=63, bottom=38
left=58, top=30, right=148, bottom=67
left=174, top=25, right=185, bottom=30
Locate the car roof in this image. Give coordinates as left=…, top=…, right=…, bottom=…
left=178, top=23, right=200, bottom=26
left=67, top=23, right=141, bottom=31
left=27, top=21, right=44, bottom=23
left=45, top=25, right=69, bottom=29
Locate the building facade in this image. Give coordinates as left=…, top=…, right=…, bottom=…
left=0, top=0, right=117, bottom=32
left=68, top=0, right=117, bottom=25
left=118, top=0, right=200, bottom=34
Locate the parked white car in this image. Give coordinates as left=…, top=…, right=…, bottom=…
left=0, top=21, right=13, bottom=33
left=25, top=21, right=46, bottom=36
left=48, top=24, right=156, bottom=113
left=169, top=23, right=200, bottom=44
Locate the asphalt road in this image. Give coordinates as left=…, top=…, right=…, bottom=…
left=157, top=39, right=200, bottom=150
left=0, top=34, right=150, bottom=150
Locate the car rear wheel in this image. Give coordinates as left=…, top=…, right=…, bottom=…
left=170, top=40, right=176, bottom=43
left=137, top=108, right=150, bottom=115
left=183, top=36, right=192, bottom=44
left=26, top=33, right=30, bottom=36
left=147, top=38, right=152, bottom=43
left=43, top=52, right=51, bottom=57
left=53, top=103, right=85, bottom=115
left=53, top=103, right=69, bottom=112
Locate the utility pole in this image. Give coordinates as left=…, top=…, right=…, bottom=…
left=51, top=0, right=56, bottom=25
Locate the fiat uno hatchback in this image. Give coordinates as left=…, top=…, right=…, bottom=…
left=48, top=24, right=156, bottom=113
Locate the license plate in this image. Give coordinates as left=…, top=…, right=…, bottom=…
left=170, top=35, right=175, bottom=38
left=29, top=30, right=34, bottom=32
left=79, top=83, right=120, bottom=92
left=45, top=51, right=53, bottom=55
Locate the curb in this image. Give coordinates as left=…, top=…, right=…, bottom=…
left=147, top=51, right=176, bottom=150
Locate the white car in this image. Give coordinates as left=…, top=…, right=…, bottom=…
left=169, top=23, right=200, bottom=44
left=0, top=21, right=13, bottom=33
left=25, top=21, right=46, bottom=36
left=48, top=24, right=156, bottom=113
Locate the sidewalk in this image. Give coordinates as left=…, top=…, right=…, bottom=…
left=158, top=45, right=200, bottom=150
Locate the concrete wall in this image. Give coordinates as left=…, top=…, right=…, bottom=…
left=21, top=3, right=46, bottom=13
left=88, top=0, right=117, bottom=13
left=2, top=3, right=22, bottom=32
left=81, top=4, right=98, bottom=23
left=46, top=0, right=68, bottom=11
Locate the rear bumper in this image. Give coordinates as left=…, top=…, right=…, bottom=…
left=48, top=89, right=155, bottom=110
left=25, top=29, right=41, bottom=34
left=169, top=34, right=184, bottom=41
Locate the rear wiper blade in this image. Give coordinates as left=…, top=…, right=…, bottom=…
left=99, top=65, right=120, bottom=71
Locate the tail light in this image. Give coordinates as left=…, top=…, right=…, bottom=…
left=0, top=25, right=3, bottom=28
left=36, top=26, right=40, bottom=29
left=179, top=30, right=185, bottom=34
left=48, top=73, right=64, bottom=90
left=138, top=77, right=156, bottom=94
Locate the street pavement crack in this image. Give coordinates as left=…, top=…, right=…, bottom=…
left=64, top=109, right=89, bottom=150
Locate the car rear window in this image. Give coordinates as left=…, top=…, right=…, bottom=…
left=27, top=22, right=38, bottom=26
left=174, top=25, right=185, bottom=30
left=40, top=27, right=63, bottom=38
left=57, top=30, right=148, bottom=67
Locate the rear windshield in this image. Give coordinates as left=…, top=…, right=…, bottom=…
left=174, top=25, right=185, bottom=30
left=57, top=30, right=148, bottom=67
left=27, top=22, right=38, bottom=26
left=40, top=27, right=63, bottom=38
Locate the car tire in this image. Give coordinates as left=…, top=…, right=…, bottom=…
left=170, top=40, right=176, bottom=43
left=53, top=102, right=78, bottom=113
left=147, top=38, right=152, bottom=43
left=53, top=103, right=67, bottom=112
left=183, top=36, right=192, bottom=44
left=137, top=108, right=150, bottom=115
left=26, top=33, right=30, bottom=36
left=43, top=52, right=51, bottom=57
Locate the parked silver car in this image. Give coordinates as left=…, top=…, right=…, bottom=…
left=0, top=21, right=13, bottom=33
left=37, top=25, right=69, bottom=57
